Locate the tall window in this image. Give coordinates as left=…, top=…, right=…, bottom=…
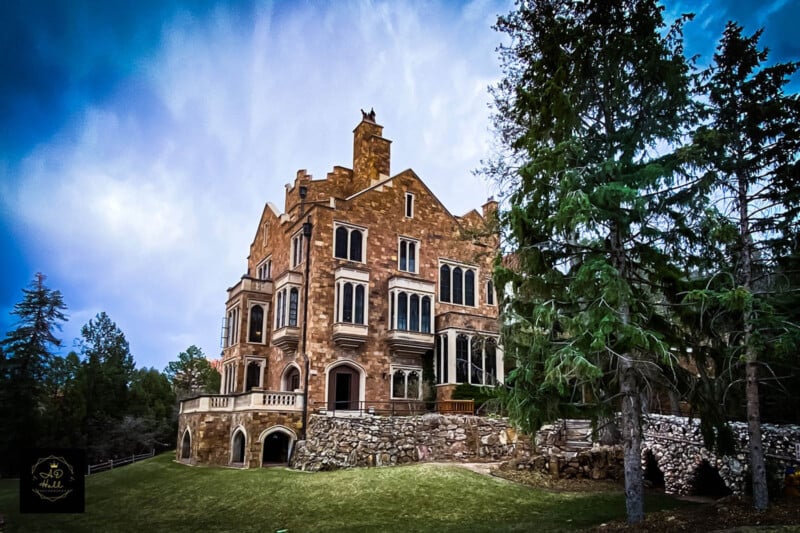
left=335, top=281, right=367, bottom=325
left=405, top=192, right=414, bottom=218
left=390, top=291, right=432, bottom=333
left=398, top=238, right=418, bottom=273
left=248, top=304, right=265, bottom=343
left=439, top=261, right=477, bottom=307
left=225, top=306, right=240, bottom=347
left=456, top=334, right=469, bottom=383
left=440, top=264, right=450, bottom=302
left=275, top=287, right=300, bottom=328
left=333, top=223, right=365, bottom=262
left=487, top=280, right=495, bottom=306
left=437, top=334, right=449, bottom=384
left=291, top=232, right=305, bottom=267
left=256, top=258, right=272, bottom=280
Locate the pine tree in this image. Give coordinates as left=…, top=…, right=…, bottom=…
left=0, top=273, right=68, bottom=475
left=486, top=0, right=694, bottom=522
left=686, top=22, right=800, bottom=510
left=164, top=345, right=220, bottom=399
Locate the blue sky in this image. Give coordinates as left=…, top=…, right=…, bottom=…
left=1, top=0, right=797, bottom=372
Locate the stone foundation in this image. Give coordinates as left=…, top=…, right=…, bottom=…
left=178, top=410, right=303, bottom=468
left=290, top=413, right=530, bottom=471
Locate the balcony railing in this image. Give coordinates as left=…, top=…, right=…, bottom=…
left=179, top=390, right=304, bottom=414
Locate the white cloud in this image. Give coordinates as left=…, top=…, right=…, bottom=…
left=3, top=0, right=508, bottom=369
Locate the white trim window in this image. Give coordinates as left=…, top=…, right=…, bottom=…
left=405, top=192, right=415, bottom=218
left=275, top=287, right=300, bottom=329
left=222, top=361, right=238, bottom=394
left=291, top=231, right=305, bottom=268
left=439, top=261, right=477, bottom=307
left=398, top=237, right=419, bottom=273
left=389, top=291, right=433, bottom=333
left=225, top=305, right=241, bottom=347
left=333, top=222, right=366, bottom=263
left=391, top=366, right=422, bottom=399
left=247, top=301, right=268, bottom=344
left=436, top=334, right=449, bottom=384
left=256, top=257, right=272, bottom=280
left=335, top=280, right=368, bottom=325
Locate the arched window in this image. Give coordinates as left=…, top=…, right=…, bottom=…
left=456, top=334, right=469, bottom=383
left=407, top=371, right=420, bottom=399
left=248, top=304, right=264, bottom=343
left=289, top=288, right=299, bottom=326
left=421, top=296, right=431, bottom=333
left=283, top=366, right=300, bottom=391
left=335, top=226, right=348, bottom=259
left=485, top=338, right=497, bottom=385
left=397, top=292, right=408, bottom=330
left=470, top=337, right=484, bottom=384
left=465, top=270, right=475, bottom=306
left=440, top=265, right=451, bottom=302
left=350, top=230, right=363, bottom=262
left=410, top=294, right=419, bottom=331
left=343, top=283, right=353, bottom=323
left=392, top=370, right=405, bottom=398
left=181, top=430, right=191, bottom=460
left=355, top=285, right=365, bottom=324
left=408, top=242, right=416, bottom=272
left=231, top=430, right=246, bottom=464
left=452, top=267, right=463, bottom=305
left=246, top=360, right=261, bottom=391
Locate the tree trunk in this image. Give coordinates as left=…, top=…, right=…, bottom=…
left=746, top=356, right=768, bottom=510
left=620, top=359, right=644, bottom=523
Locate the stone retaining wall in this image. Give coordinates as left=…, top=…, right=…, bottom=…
left=642, top=414, right=800, bottom=495
left=290, top=413, right=531, bottom=471
left=503, top=445, right=624, bottom=481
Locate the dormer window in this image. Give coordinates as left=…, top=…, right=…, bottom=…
left=333, top=222, right=366, bottom=263
left=405, top=192, right=414, bottom=218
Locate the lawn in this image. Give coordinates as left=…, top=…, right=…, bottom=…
left=0, top=453, right=691, bottom=532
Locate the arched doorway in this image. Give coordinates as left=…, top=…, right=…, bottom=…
left=180, top=429, right=191, bottom=460
left=231, top=429, right=246, bottom=465
left=262, top=429, right=293, bottom=465
left=282, top=365, right=301, bottom=391
left=327, top=364, right=360, bottom=410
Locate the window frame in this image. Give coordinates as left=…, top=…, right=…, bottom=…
left=405, top=192, right=415, bottom=218
left=390, top=365, right=423, bottom=400
left=246, top=301, right=268, bottom=344
left=291, top=230, right=305, bottom=268
left=256, top=256, right=272, bottom=280
left=332, top=221, right=368, bottom=263
left=397, top=236, right=420, bottom=274
left=438, top=260, right=478, bottom=308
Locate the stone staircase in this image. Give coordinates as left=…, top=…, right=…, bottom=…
left=562, top=419, right=593, bottom=452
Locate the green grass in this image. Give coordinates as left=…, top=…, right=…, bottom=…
left=0, top=453, right=693, bottom=532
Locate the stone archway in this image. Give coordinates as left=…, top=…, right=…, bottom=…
left=261, top=427, right=295, bottom=466
left=327, top=363, right=362, bottom=411
left=180, top=429, right=192, bottom=460
left=231, top=429, right=247, bottom=465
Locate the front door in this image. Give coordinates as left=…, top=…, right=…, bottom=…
left=328, top=365, right=359, bottom=410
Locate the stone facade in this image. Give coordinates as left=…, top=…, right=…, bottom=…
left=290, top=413, right=531, bottom=471
left=178, top=111, right=504, bottom=467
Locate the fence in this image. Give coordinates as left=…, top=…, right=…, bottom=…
left=87, top=449, right=155, bottom=475
left=315, top=399, right=475, bottom=417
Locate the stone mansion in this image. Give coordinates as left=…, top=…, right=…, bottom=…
left=178, top=111, right=504, bottom=468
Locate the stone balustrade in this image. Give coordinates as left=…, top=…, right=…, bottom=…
left=179, top=390, right=304, bottom=414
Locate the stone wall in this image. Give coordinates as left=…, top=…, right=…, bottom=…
left=178, top=410, right=303, bottom=468
left=290, top=413, right=530, bottom=471
left=503, top=446, right=624, bottom=481
left=642, top=414, right=800, bottom=495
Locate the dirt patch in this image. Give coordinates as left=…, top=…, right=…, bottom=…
left=493, top=467, right=800, bottom=531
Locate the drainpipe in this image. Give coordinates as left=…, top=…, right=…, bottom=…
left=300, top=214, right=313, bottom=439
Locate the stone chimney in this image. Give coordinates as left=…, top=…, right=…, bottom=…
left=352, top=109, right=391, bottom=193
left=482, top=197, right=498, bottom=218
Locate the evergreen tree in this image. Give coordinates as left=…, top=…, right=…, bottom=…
left=685, top=22, right=800, bottom=510
left=486, top=0, right=694, bottom=522
left=164, top=345, right=220, bottom=398
left=0, top=273, right=68, bottom=475
left=78, top=312, right=135, bottom=460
